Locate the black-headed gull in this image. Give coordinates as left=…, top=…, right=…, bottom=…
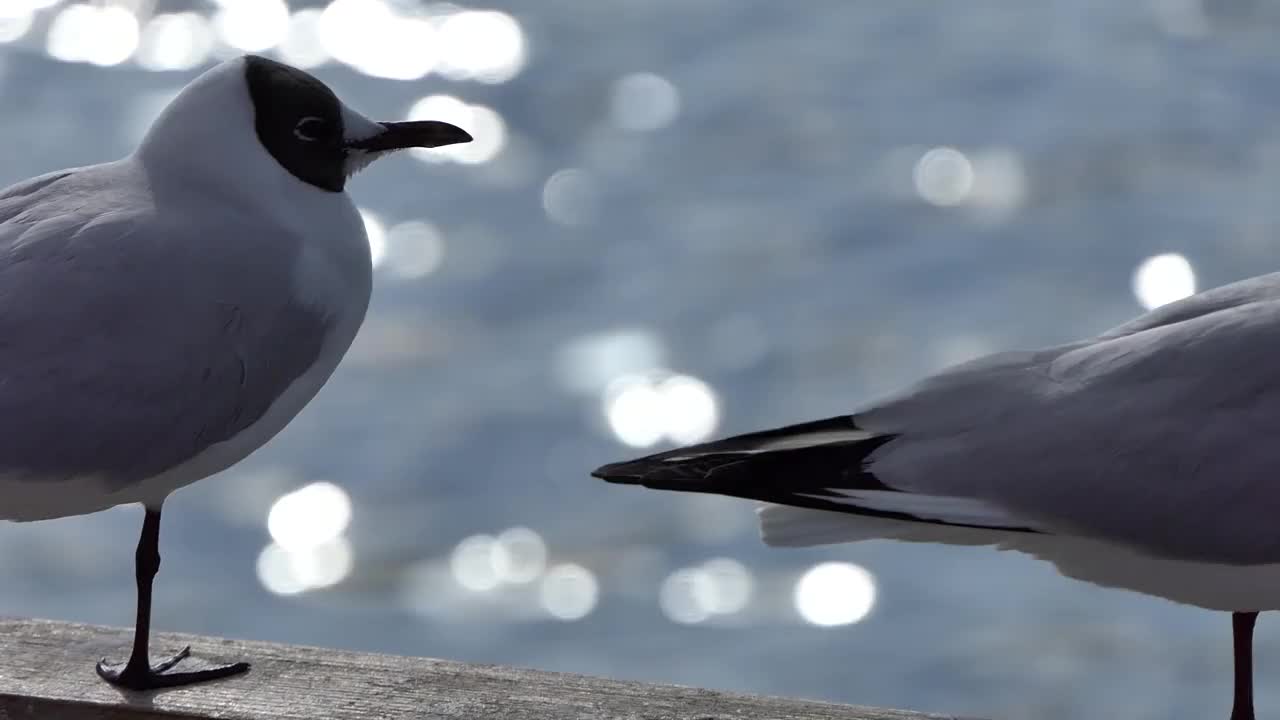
left=0, top=55, right=470, bottom=690
left=594, top=272, right=1280, bottom=720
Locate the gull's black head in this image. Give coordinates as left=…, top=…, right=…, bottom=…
left=242, top=55, right=472, bottom=193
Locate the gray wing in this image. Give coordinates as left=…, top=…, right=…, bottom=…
left=863, top=291, right=1280, bottom=563
left=597, top=272, right=1280, bottom=564
left=0, top=169, right=76, bottom=210
left=0, top=170, right=332, bottom=487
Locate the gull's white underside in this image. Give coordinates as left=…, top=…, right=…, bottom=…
left=0, top=333, right=357, bottom=522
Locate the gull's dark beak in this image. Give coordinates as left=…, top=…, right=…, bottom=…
left=345, top=121, right=473, bottom=152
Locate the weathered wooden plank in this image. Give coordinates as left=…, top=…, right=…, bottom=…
left=0, top=618, right=970, bottom=720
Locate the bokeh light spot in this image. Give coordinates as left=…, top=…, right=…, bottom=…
left=408, top=96, right=505, bottom=165
left=319, top=0, right=437, bottom=80
left=542, top=169, right=599, bottom=226
left=603, top=373, right=719, bottom=448
left=604, top=376, right=665, bottom=448
left=256, top=537, right=353, bottom=595
left=266, top=482, right=353, bottom=552
left=967, top=148, right=1027, bottom=217
left=0, top=7, right=34, bottom=45
left=794, top=562, right=877, bottom=626
left=539, top=563, right=599, bottom=620
left=659, top=568, right=711, bottom=624
left=214, top=0, right=289, bottom=53
left=914, top=146, right=974, bottom=207
left=48, top=4, right=140, bottom=67
left=1132, top=253, right=1196, bottom=310
left=436, top=10, right=526, bottom=84
left=136, top=13, right=214, bottom=72
left=451, top=534, right=501, bottom=592
left=656, top=375, right=719, bottom=445
left=256, top=542, right=308, bottom=596
left=659, top=558, right=754, bottom=624
left=610, top=72, right=681, bottom=132
left=277, top=9, right=331, bottom=69
left=555, top=329, right=666, bottom=395
left=290, top=536, right=354, bottom=590
left=697, top=557, right=754, bottom=615
left=384, top=221, right=445, bottom=279
left=492, top=527, right=548, bottom=584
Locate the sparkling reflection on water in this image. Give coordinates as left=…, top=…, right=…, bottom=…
left=0, top=2, right=1272, bottom=719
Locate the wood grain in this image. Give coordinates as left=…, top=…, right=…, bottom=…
left=0, top=618, right=972, bottom=720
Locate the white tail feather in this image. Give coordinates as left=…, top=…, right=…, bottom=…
left=757, top=506, right=1280, bottom=611
left=757, top=504, right=1019, bottom=548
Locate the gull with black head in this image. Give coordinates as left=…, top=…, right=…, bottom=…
left=0, top=54, right=470, bottom=690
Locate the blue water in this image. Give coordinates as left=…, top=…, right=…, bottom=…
left=4, top=2, right=1280, bottom=719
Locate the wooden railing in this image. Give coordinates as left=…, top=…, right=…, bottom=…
left=0, top=617, right=969, bottom=719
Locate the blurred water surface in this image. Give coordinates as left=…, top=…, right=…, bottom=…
left=2, top=2, right=1280, bottom=719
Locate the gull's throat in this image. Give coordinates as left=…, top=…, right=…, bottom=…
left=343, top=149, right=392, bottom=178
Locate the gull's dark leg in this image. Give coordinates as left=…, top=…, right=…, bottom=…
left=1230, top=611, right=1259, bottom=720
left=96, top=503, right=250, bottom=690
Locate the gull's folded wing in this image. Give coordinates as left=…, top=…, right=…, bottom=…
left=0, top=168, right=333, bottom=491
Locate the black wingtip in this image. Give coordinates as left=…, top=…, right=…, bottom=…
left=590, top=462, right=645, bottom=484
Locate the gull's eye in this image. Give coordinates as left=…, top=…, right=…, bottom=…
left=294, top=116, right=329, bottom=142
